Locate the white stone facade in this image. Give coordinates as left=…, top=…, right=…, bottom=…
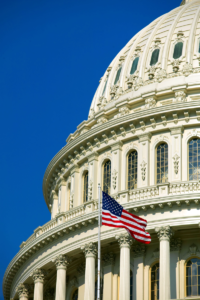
left=3, top=0, right=200, bottom=300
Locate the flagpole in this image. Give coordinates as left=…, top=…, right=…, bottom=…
left=97, top=183, right=101, bottom=300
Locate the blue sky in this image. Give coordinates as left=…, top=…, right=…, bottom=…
left=0, top=0, right=180, bottom=298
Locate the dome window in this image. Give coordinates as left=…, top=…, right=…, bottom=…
left=150, top=49, right=160, bottom=66
left=198, top=39, right=200, bottom=53
left=114, top=66, right=122, bottom=85
left=130, top=57, right=139, bottom=75
left=173, top=42, right=183, bottom=59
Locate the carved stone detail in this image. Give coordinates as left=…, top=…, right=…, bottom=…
left=112, top=169, right=118, bottom=190
left=97, top=96, right=107, bottom=110
left=97, top=117, right=107, bottom=126
left=156, top=69, right=167, bottom=82
left=88, top=108, right=95, bottom=119
left=172, top=59, right=181, bottom=73
left=52, top=254, right=71, bottom=269
left=31, top=268, right=47, bottom=283
left=182, top=63, right=193, bottom=76
left=144, top=97, right=156, bottom=109
left=132, top=244, right=146, bottom=257
left=81, top=242, right=97, bottom=257
left=170, top=238, right=181, bottom=251
left=89, top=180, right=93, bottom=201
left=189, top=244, right=199, bottom=255
left=173, top=154, right=180, bottom=175
left=155, top=226, right=174, bottom=241
left=16, top=283, right=31, bottom=298
left=115, top=233, right=133, bottom=248
left=140, top=160, right=147, bottom=181
left=102, top=252, right=115, bottom=265
left=70, top=193, right=74, bottom=209
left=174, top=91, right=186, bottom=102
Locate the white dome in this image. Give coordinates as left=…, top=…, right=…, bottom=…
left=89, top=0, right=200, bottom=117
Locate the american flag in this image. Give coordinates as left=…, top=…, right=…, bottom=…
left=102, top=191, right=151, bottom=244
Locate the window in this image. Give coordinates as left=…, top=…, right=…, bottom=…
left=130, top=57, right=139, bottom=74
left=114, top=67, right=122, bottom=85
left=103, top=160, right=111, bottom=194
left=72, top=289, right=78, bottom=300
left=156, top=143, right=168, bottom=184
left=102, top=79, right=108, bottom=96
left=198, top=39, right=200, bottom=53
left=151, top=263, right=159, bottom=300
left=173, top=42, right=183, bottom=59
left=188, top=138, right=200, bottom=180
left=186, top=258, right=200, bottom=297
left=150, top=49, right=160, bottom=66
left=128, top=151, right=138, bottom=189
left=130, top=270, right=133, bottom=300
left=83, top=172, right=88, bottom=202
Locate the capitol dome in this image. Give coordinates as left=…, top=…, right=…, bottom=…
left=3, top=0, right=200, bottom=300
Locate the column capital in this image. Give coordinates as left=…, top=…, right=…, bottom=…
left=81, top=242, right=97, bottom=258
left=132, top=244, right=146, bottom=257
left=102, top=252, right=115, bottom=266
left=138, top=133, right=152, bottom=142
left=155, top=225, right=174, bottom=241
left=115, top=233, right=133, bottom=248
left=31, top=268, right=47, bottom=283
left=16, top=283, right=31, bottom=298
left=52, top=254, right=71, bottom=269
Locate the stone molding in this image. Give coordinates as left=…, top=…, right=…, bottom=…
left=155, top=225, right=174, bottom=241
left=31, top=268, right=47, bottom=283
left=115, top=233, right=133, bottom=248
left=170, top=126, right=184, bottom=135
left=81, top=242, right=97, bottom=258
left=16, top=283, right=31, bottom=298
left=52, top=254, right=71, bottom=269
left=132, top=244, right=146, bottom=257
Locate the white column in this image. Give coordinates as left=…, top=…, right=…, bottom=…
left=113, top=273, right=118, bottom=300
left=81, top=242, right=97, bottom=300
left=144, top=265, right=150, bottom=300
left=70, top=165, right=80, bottom=207
left=16, top=283, right=30, bottom=300
left=53, top=254, right=71, bottom=300
left=132, top=244, right=146, bottom=300
left=170, top=126, right=183, bottom=182
left=51, top=190, right=58, bottom=219
left=111, top=141, right=122, bottom=195
left=103, top=253, right=115, bottom=300
left=88, top=153, right=98, bottom=200
left=155, top=226, right=173, bottom=300
left=116, top=233, right=133, bottom=300
left=58, top=176, right=67, bottom=213
left=137, top=133, right=151, bottom=188
left=31, top=269, right=47, bottom=300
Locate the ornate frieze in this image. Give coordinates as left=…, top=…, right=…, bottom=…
left=31, top=268, right=47, bottom=283
left=16, top=283, right=31, bottom=298
left=115, top=233, right=133, bottom=248
left=174, top=91, right=186, bottom=102
left=102, top=252, right=115, bottom=265
left=97, top=96, right=107, bottom=110
left=52, top=254, right=71, bottom=269
left=144, top=97, right=156, bottom=109
left=81, top=242, right=97, bottom=257
left=182, top=63, right=193, bottom=76
left=89, top=180, right=93, bottom=201
left=170, top=238, right=181, bottom=251
left=155, top=226, right=174, bottom=241
left=112, top=169, right=117, bottom=190
left=132, top=244, right=146, bottom=257
left=140, top=161, right=147, bottom=181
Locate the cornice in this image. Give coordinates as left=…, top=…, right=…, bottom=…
left=43, top=100, right=200, bottom=207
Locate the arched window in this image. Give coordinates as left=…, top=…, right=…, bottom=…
left=83, top=172, right=88, bottom=202
left=130, top=57, right=139, bottom=74
left=186, top=258, right=200, bottom=297
left=103, top=160, right=111, bottom=194
left=72, top=289, right=78, bottom=300
left=156, top=143, right=168, bottom=184
left=128, top=150, right=138, bottom=189
left=188, top=138, right=200, bottom=180
left=198, top=40, right=200, bottom=53
left=130, top=270, right=133, bottom=300
left=102, top=78, right=108, bottom=96
left=114, top=66, right=122, bottom=85
left=150, top=49, right=160, bottom=66
left=173, top=42, right=183, bottom=59
left=151, top=262, right=159, bottom=300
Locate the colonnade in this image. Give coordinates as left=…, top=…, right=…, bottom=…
left=16, top=226, right=173, bottom=300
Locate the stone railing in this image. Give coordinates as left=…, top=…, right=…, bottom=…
left=169, top=180, right=200, bottom=195
left=21, top=181, right=200, bottom=248
left=129, top=185, right=159, bottom=201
